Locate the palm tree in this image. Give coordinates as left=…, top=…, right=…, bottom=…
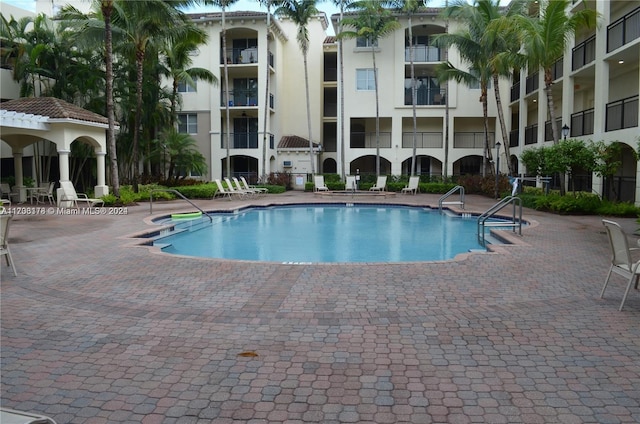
left=58, top=1, right=123, bottom=195
left=388, top=0, right=427, bottom=177
left=339, top=0, right=400, bottom=177
left=433, top=1, right=494, bottom=177
left=161, top=27, right=217, bottom=126
left=111, top=0, right=193, bottom=191
left=258, top=0, right=273, bottom=182
left=438, top=0, right=528, bottom=177
left=512, top=0, right=597, bottom=194
left=330, top=0, right=356, bottom=179
left=275, top=0, right=319, bottom=175
left=204, top=0, right=238, bottom=179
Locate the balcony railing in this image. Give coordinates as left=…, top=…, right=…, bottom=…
left=269, top=93, right=274, bottom=109
left=401, top=132, right=443, bottom=148
left=453, top=132, right=493, bottom=149
left=324, top=67, right=337, bottom=82
left=221, top=90, right=259, bottom=107
left=571, top=108, right=594, bottom=136
left=324, top=103, right=337, bottom=117
left=525, top=72, right=539, bottom=94
left=221, top=47, right=258, bottom=64
left=544, top=118, right=562, bottom=141
left=552, top=56, right=563, bottom=80
left=350, top=132, right=392, bottom=148
left=509, top=129, right=519, bottom=147
left=268, top=51, right=274, bottom=68
left=510, top=81, right=520, bottom=102
left=404, top=87, right=446, bottom=106
left=404, top=45, right=443, bottom=62
left=220, top=132, right=259, bottom=149
left=606, top=95, right=639, bottom=131
left=524, top=124, right=538, bottom=145
left=572, top=35, right=595, bottom=71
left=607, top=7, right=640, bottom=52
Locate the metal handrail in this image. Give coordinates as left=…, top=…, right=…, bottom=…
left=149, top=189, right=213, bottom=222
left=438, top=185, right=465, bottom=211
left=477, top=196, right=522, bottom=245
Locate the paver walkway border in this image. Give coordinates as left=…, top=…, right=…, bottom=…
left=1, top=192, right=639, bottom=423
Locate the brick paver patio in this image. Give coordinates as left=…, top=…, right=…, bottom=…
left=1, top=192, right=639, bottom=423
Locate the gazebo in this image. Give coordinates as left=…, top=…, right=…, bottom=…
left=0, top=97, right=111, bottom=204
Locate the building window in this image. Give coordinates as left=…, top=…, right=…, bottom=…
left=356, top=69, right=376, bottom=91
left=356, top=37, right=378, bottom=48
left=177, top=80, right=197, bottom=93
left=177, top=113, right=197, bottom=134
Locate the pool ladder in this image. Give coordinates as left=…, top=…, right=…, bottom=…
left=149, top=189, right=213, bottom=222
left=477, top=196, right=522, bottom=245
left=438, top=185, right=465, bottom=211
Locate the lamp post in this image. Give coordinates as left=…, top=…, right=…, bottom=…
left=495, top=141, right=501, bottom=199
left=562, top=124, right=570, bottom=140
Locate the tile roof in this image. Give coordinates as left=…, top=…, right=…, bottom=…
left=278, top=135, right=319, bottom=149
left=324, top=36, right=336, bottom=44
left=188, top=11, right=267, bottom=20
left=0, top=97, right=110, bottom=125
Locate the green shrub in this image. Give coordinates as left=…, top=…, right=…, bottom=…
left=175, top=183, right=216, bottom=199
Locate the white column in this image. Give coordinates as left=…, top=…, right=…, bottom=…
left=94, top=151, right=109, bottom=197
left=56, top=149, right=71, bottom=207
left=592, top=0, right=610, bottom=199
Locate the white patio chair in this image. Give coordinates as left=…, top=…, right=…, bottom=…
left=241, top=177, right=268, bottom=195
left=225, top=178, right=249, bottom=197
left=346, top=176, right=357, bottom=191
left=213, top=179, right=233, bottom=200
left=401, top=176, right=420, bottom=195
left=314, top=175, right=329, bottom=192
left=36, top=182, right=55, bottom=204
left=369, top=176, right=387, bottom=192
left=601, top=219, right=640, bottom=311
left=1, top=213, right=17, bottom=276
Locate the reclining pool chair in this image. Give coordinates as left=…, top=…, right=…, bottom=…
left=601, top=219, right=640, bottom=311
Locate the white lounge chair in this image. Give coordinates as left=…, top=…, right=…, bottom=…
left=241, top=176, right=268, bottom=195
left=225, top=178, right=249, bottom=197
left=601, top=219, right=640, bottom=311
left=59, top=181, right=104, bottom=207
left=314, top=175, right=329, bottom=192
left=0, top=183, right=18, bottom=206
left=369, top=176, right=387, bottom=192
left=1, top=213, right=17, bottom=276
left=401, top=176, right=420, bottom=195
left=346, top=176, right=357, bottom=191
left=213, top=179, right=233, bottom=200
left=232, top=177, right=255, bottom=196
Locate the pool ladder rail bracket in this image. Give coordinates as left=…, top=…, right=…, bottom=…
left=438, top=185, right=465, bottom=212
left=477, top=196, right=523, bottom=246
left=149, top=189, right=214, bottom=222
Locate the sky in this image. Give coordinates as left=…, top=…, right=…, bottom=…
left=2, top=0, right=467, bottom=16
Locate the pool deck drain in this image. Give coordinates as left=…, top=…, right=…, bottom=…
left=2, top=192, right=639, bottom=423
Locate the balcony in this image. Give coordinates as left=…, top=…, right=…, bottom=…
left=606, top=95, right=639, bottom=132
left=510, top=81, right=520, bottom=102
left=552, top=56, right=563, bottom=80
left=220, top=132, right=259, bottom=149
left=509, top=129, right=519, bottom=147
left=405, top=45, right=443, bottom=62
left=544, top=118, right=562, bottom=141
left=524, top=124, right=538, bottom=145
left=401, top=132, right=443, bottom=148
left=570, top=108, right=594, bottom=136
left=607, top=7, right=640, bottom=53
left=221, top=47, right=258, bottom=64
left=221, top=90, right=259, bottom=107
left=350, top=132, right=392, bottom=148
left=572, top=35, right=595, bottom=71
left=525, top=72, right=539, bottom=94
left=453, top=132, right=493, bottom=149
left=404, top=87, right=446, bottom=106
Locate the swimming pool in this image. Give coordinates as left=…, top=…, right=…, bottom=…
left=154, top=204, right=496, bottom=263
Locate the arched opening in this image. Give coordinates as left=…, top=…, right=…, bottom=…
left=603, top=142, right=637, bottom=202
left=349, top=155, right=391, bottom=179
left=453, top=155, right=483, bottom=177
left=322, top=157, right=337, bottom=174
left=401, top=155, right=442, bottom=177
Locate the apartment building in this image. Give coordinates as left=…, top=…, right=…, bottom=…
left=1, top=1, right=638, bottom=201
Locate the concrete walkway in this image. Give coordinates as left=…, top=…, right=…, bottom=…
left=1, top=192, right=639, bottom=423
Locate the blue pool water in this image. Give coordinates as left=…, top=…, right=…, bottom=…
left=156, top=204, right=491, bottom=263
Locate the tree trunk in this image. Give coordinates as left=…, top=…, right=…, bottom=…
left=372, top=44, right=380, bottom=177
left=493, top=73, right=512, bottom=175
left=261, top=1, right=271, bottom=182
left=481, top=86, right=490, bottom=178
left=222, top=7, right=231, bottom=179
left=545, top=68, right=566, bottom=195
left=409, top=15, right=418, bottom=177
left=338, top=2, right=346, bottom=179
left=132, top=45, right=145, bottom=192
left=304, top=51, right=315, bottom=175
